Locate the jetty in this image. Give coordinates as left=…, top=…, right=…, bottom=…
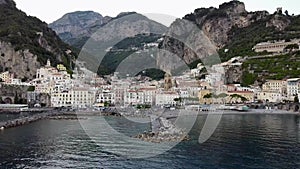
left=0, top=109, right=62, bottom=130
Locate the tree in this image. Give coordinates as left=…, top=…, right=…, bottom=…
left=285, top=10, right=289, bottom=16
left=229, top=94, right=240, bottom=103
left=104, top=101, right=110, bottom=107
left=203, top=93, right=213, bottom=99
left=217, top=93, right=228, bottom=98
left=174, top=97, right=182, bottom=106
left=21, top=77, right=28, bottom=82
left=284, top=44, right=299, bottom=52
left=27, top=86, right=35, bottom=92
left=217, top=93, right=228, bottom=104
left=240, top=96, right=248, bottom=103
left=294, top=95, right=299, bottom=103
left=14, top=94, right=19, bottom=104
left=229, top=94, right=248, bottom=103
left=174, top=98, right=182, bottom=102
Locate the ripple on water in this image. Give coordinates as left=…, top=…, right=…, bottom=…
left=0, top=114, right=299, bottom=169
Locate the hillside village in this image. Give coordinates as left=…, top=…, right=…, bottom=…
left=0, top=2, right=300, bottom=110
left=1, top=44, right=299, bottom=110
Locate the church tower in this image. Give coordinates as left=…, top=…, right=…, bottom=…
left=164, top=73, right=172, bottom=91
left=46, top=59, right=51, bottom=67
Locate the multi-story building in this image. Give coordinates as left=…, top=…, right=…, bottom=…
left=262, top=80, right=286, bottom=94
left=51, top=87, right=95, bottom=108
left=139, top=87, right=157, bottom=105
left=155, top=91, right=179, bottom=106
left=36, top=59, right=59, bottom=79
left=198, top=90, right=213, bottom=105
left=175, top=79, right=201, bottom=98
left=257, top=92, right=283, bottom=103
left=124, top=89, right=145, bottom=106
left=96, top=89, right=115, bottom=105
left=253, top=39, right=300, bottom=53
left=287, top=78, right=300, bottom=100
left=34, top=59, right=72, bottom=94
left=57, top=64, right=67, bottom=71
left=0, top=71, right=11, bottom=83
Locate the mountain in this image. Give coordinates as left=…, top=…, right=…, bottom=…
left=69, top=12, right=168, bottom=74
left=50, top=11, right=167, bottom=51
left=0, top=0, right=76, bottom=80
left=50, top=1, right=300, bottom=84
left=49, top=11, right=112, bottom=49
left=159, top=0, right=300, bottom=85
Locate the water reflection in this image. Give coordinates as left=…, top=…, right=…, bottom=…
left=0, top=114, right=299, bottom=169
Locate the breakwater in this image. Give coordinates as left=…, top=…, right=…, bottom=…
left=0, top=109, right=63, bottom=130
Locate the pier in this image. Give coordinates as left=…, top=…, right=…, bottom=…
left=0, top=109, right=63, bottom=130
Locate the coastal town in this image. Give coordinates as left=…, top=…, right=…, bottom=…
left=1, top=0, right=300, bottom=167
left=0, top=38, right=300, bottom=112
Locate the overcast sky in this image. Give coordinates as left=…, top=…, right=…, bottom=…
left=14, top=0, right=300, bottom=24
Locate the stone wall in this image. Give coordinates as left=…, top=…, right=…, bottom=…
left=0, top=84, right=29, bottom=104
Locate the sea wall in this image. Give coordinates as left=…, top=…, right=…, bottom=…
left=247, top=103, right=300, bottom=112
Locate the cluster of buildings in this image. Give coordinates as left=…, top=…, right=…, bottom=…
left=1, top=55, right=299, bottom=109
left=257, top=78, right=300, bottom=103
left=0, top=71, right=28, bottom=86
left=26, top=60, right=96, bottom=108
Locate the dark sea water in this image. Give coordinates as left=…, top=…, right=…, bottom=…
left=0, top=114, right=299, bottom=169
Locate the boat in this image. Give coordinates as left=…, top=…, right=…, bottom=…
left=236, top=105, right=249, bottom=111
left=217, top=105, right=249, bottom=112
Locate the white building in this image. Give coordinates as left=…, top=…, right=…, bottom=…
left=36, top=59, right=59, bottom=79
left=253, top=39, right=300, bottom=53
left=287, top=78, right=300, bottom=101
left=34, top=59, right=71, bottom=94
left=96, top=89, right=115, bottom=104
left=11, top=78, right=22, bottom=85
left=139, top=87, right=157, bottom=105
left=51, top=87, right=95, bottom=108
left=0, top=71, right=12, bottom=83
left=155, top=91, right=180, bottom=106
left=124, top=89, right=145, bottom=106
left=257, top=92, right=284, bottom=103
left=262, top=80, right=286, bottom=94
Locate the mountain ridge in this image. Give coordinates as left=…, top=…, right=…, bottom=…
left=49, top=11, right=112, bottom=48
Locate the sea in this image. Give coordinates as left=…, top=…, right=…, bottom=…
left=0, top=112, right=299, bottom=169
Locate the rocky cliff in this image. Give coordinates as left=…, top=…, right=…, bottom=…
left=0, top=0, right=76, bottom=80
left=159, top=0, right=300, bottom=84
left=75, top=12, right=168, bottom=73
left=49, top=11, right=112, bottom=48
left=159, top=1, right=270, bottom=66
left=0, top=42, right=39, bottom=80
left=50, top=11, right=168, bottom=50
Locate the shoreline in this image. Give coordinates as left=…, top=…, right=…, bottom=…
left=151, top=109, right=300, bottom=118
left=0, top=109, right=299, bottom=131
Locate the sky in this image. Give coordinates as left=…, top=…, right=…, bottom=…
left=14, top=0, right=300, bottom=25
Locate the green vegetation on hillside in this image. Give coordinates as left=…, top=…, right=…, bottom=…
left=219, top=14, right=300, bottom=61
left=137, top=68, right=165, bottom=80
left=0, top=3, right=77, bottom=70
left=242, top=52, right=300, bottom=86
left=97, top=34, right=161, bottom=76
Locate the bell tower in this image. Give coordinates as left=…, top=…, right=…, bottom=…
left=164, top=73, right=172, bottom=91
